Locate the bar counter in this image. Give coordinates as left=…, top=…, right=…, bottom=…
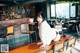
left=0, top=18, right=37, bottom=29
left=6, top=36, right=72, bottom=53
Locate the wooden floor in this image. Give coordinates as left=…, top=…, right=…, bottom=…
left=7, top=36, right=71, bottom=53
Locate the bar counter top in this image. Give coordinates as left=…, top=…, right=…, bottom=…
left=0, top=18, right=37, bottom=29
left=6, top=36, right=72, bottom=53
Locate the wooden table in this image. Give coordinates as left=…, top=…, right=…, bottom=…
left=7, top=36, right=72, bottom=53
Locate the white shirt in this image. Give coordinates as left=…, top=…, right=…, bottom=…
left=38, top=20, right=61, bottom=46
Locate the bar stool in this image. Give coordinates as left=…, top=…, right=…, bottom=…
left=6, top=26, right=14, bottom=44
left=26, top=30, right=37, bottom=43
left=6, top=26, right=14, bottom=49
left=20, top=24, right=37, bottom=43
left=66, top=37, right=76, bottom=49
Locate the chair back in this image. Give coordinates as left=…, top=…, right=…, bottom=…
left=68, top=37, right=76, bottom=46
left=7, top=26, right=14, bottom=35
left=20, top=24, right=29, bottom=33
left=54, top=42, right=64, bottom=51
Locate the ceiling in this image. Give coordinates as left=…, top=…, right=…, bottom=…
left=0, top=0, right=79, bottom=9
left=0, top=1, right=27, bottom=6
left=0, top=0, right=47, bottom=7
left=0, top=0, right=79, bottom=6
left=0, top=0, right=47, bottom=11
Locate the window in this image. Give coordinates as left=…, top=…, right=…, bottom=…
left=51, top=4, right=56, bottom=17
left=70, top=4, right=76, bottom=17
left=56, top=3, right=69, bottom=19
left=51, top=2, right=76, bottom=19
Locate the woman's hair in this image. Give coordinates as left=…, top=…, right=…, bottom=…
left=37, top=11, right=45, bottom=21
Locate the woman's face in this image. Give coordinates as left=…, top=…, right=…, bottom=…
left=37, top=15, right=43, bottom=23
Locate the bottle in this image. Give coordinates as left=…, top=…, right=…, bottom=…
left=22, top=7, right=26, bottom=14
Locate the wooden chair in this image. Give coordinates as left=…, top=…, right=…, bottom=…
left=7, top=26, right=14, bottom=35
left=62, top=45, right=67, bottom=53
left=67, top=37, right=76, bottom=47
left=6, top=26, right=14, bottom=44
left=52, top=41, right=64, bottom=53
left=64, top=37, right=76, bottom=53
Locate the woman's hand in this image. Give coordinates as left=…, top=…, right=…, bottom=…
left=37, top=41, right=43, bottom=45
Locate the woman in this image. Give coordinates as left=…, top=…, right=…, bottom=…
left=37, top=11, right=61, bottom=49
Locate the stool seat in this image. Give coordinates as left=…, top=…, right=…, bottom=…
left=26, top=30, right=35, bottom=34
left=21, top=30, right=35, bottom=34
